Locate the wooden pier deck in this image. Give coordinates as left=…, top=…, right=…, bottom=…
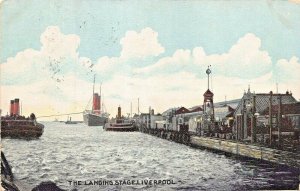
left=138, top=125, right=300, bottom=169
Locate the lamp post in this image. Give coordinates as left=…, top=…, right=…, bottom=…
left=236, top=113, right=242, bottom=141
left=198, top=117, right=202, bottom=136
left=242, top=98, right=247, bottom=140
left=269, top=91, right=273, bottom=146
left=245, top=94, right=259, bottom=143
left=253, top=112, right=260, bottom=143
left=277, top=95, right=282, bottom=148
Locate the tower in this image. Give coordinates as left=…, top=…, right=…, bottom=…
left=203, top=66, right=215, bottom=132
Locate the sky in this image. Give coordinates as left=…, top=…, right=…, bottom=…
left=1, top=0, right=300, bottom=120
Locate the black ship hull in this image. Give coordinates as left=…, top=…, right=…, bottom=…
left=83, top=113, right=107, bottom=126
left=1, top=122, right=44, bottom=139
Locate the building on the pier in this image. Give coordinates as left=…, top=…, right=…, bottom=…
left=150, top=113, right=164, bottom=129
left=138, top=109, right=164, bottom=129
left=261, top=102, right=300, bottom=129
left=139, top=113, right=151, bottom=128
left=187, top=100, right=239, bottom=136
left=161, top=106, right=204, bottom=131
left=162, top=107, right=187, bottom=131
left=188, top=106, right=203, bottom=113
left=154, top=120, right=169, bottom=129
left=214, top=105, right=235, bottom=135
left=132, top=114, right=140, bottom=122
left=160, top=100, right=240, bottom=136
left=233, top=88, right=299, bottom=148
left=214, top=99, right=240, bottom=128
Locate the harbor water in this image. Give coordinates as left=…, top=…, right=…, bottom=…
left=1, top=122, right=299, bottom=190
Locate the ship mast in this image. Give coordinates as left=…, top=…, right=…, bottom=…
left=99, top=83, right=102, bottom=113
left=138, top=98, right=140, bottom=115
left=92, top=74, right=95, bottom=112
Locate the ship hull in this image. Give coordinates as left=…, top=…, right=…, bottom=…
left=83, top=113, right=107, bottom=126
left=104, top=122, right=137, bottom=132
left=1, top=122, right=44, bottom=139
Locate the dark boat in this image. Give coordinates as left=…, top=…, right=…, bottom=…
left=105, top=106, right=137, bottom=132
left=65, top=116, right=78, bottom=124
left=83, top=76, right=109, bottom=126
left=1, top=98, right=44, bottom=139
left=105, top=120, right=136, bottom=132
left=1, top=117, right=44, bottom=139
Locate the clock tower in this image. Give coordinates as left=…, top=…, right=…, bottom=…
left=203, top=66, right=215, bottom=134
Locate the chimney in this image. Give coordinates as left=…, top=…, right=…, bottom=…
left=10, top=100, right=14, bottom=116
left=98, top=94, right=101, bottom=114
left=117, top=106, right=121, bottom=119
left=96, top=94, right=100, bottom=113
left=14, top=98, right=20, bottom=115
left=93, top=93, right=99, bottom=111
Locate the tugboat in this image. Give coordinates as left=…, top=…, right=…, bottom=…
left=1, top=98, right=44, bottom=139
left=105, top=106, right=137, bottom=132
left=83, top=76, right=109, bottom=126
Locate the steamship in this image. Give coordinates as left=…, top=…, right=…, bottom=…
left=83, top=110, right=108, bottom=126
left=1, top=98, right=44, bottom=139
left=83, top=78, right=109, bottom=126
left=104, top=106, right=137, bottom=131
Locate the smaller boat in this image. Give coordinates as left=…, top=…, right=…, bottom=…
left=65, top=116, right=78, bottom=124
left=105, top=106, right=137, bottom=132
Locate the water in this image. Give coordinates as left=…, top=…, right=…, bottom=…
left=1, top=122, right=299, bottom=190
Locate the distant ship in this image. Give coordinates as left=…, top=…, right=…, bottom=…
left=65, top=116, right=78, bottom=124
left=83, top=76, right=109, bottom=126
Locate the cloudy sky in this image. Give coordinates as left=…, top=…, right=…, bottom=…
left=1, top=0, right=300, bottom=120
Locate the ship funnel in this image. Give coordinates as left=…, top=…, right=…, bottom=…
left=93, top=93, right=100, bottom=112
left=14, top=98, right=20, bottom=116
left=117, top=106, right=121, bottom=119
left=10, top=100, right=14, bottom=116
left=99, top=95, right=101, bottom=114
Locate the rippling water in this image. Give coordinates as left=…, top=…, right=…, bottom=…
left=1, top=122, right=299, bottom=190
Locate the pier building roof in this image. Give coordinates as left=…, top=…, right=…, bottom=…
left=214, top=99, right=240, bottom=109
left=261, top=102, right=300, bottom=115
left=188, top=106, right=203, bottom=112
left=234, top=91, right=298, bottom=116
left=162, top=107, right=180, bottom=116
left=215, top=105, right=235, bottom=121
left=175, top=107, right=190, bottom=115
